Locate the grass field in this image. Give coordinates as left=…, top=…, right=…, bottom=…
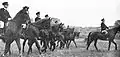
left=0, top=38, right=119, bottom=57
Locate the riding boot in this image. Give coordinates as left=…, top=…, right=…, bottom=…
left=3, top=23, right=6, bottom=35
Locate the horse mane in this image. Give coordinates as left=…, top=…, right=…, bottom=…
left=12, top=9, right=30, bottom=24
left=32, top=19, right=51, bottom=29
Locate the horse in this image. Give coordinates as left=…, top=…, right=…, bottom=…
left=20, top=22, right=41, bottom=55
left=86, top=26, right=120, bottom=51
left=39, top=22, right=65, bottom=52
left=55, top=27, right=75, bottom=49
left=62, top=27, right=76, bottom=48
left=66, top=31, right=80, bottom=48
left=0, top=9, right=30, bottom=57
left=50, top=23, right=65, bottom=49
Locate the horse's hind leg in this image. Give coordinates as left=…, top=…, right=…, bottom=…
left=86, top=40, right=93, bottom=50
left=73, top=39, right=77, bottom=48
left=15, top=38, right=22, bottom=56
left=94, top=40, right=98, bottom=50
left=68, top=40, right=71, bottom=48
left=56, top=40, right=59, bottom=47
left=22, top=39, right=27, bottom=53
left=111, top=40, right=117, bottom=50
left=34, top=38, right=41, bottom=54
left=108, top=41, right=111, bottom=51
left=27, top=40, right=34, bottom=55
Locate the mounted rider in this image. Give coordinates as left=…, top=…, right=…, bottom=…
left=0, top=2, right=11, bottom=33
left=35, top=12, right=41, bottom=22
left=101, top=18, right=109, bottom=34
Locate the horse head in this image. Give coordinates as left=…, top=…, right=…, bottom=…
left=13, top=9, right=30, bottom=25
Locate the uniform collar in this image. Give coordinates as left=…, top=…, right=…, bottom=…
left=3, top=7, right=7, bottom=10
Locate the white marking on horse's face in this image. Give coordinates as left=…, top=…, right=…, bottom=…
left=22, top=24, right=26, bottom=28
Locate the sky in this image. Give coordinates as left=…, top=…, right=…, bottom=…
left=0, top=0, right=120, bottom=27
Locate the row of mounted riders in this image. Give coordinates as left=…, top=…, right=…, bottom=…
left=21, top=22, right=80, bottom=54
left=0, top=20, right=80, bottom=55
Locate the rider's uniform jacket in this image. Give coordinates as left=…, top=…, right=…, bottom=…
left=101, top=22, right=108, bottom=31
left=0, top=8, right=11, bottom=23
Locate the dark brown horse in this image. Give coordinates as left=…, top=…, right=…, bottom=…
left=86, top=26, right=120, bottom=50
left=21, top=22, right=41, bottom=55
left=51, top=23, right=65, bottom=49
left=67, top=31, right=80, bottom=48
left=39, top=23, right=65, bottom=52
left=0, top=9, right=30, bottom=57
left=21, top=18, right=52, bottom=53
left=63, top=28, right=76, bottom=48
left=56, top=27, right=75, bottom=49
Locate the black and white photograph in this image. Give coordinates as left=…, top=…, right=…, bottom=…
left=0, top=0, right=120, bottom=57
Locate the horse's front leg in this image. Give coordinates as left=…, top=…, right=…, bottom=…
left=108, top=41, right=111, bottom=51
left=1, top=39, right=13, bottom=57
left=67, top=40, right=71, bottom=48
left=22, top=39, right=27, bottom=53
left=8, top=47, right=11, bottom=55
left=94, top=40, right=98, bottom=50
left=15, top=38, right=22, bottom=57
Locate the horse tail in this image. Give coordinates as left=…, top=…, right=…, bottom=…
left=85, top=32, right=92, bottom=45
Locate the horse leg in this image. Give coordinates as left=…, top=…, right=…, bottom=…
left=59, top=41, right=63, bottom=49
left=34, top=38, right=41, bottom=54
left=56, top=40, right=59, bottom=47
left=22, top=39, right=27, bottom=53
left=15, top=38, right=22, bottom=57
left=41, top=40, right=47, bottom=53
left=51, top=41, right=56, bottom=51
left=27, top=40, right=34, bottom=55
left=8, top=48, right=11, bottom=55
left=73, top=39, right=77, bottom=48
left=52, top=42, right=56, bottom=51
left=111, top=40, right=117, bottom=50
left=40, top=40, right=43, bottom=46
left=49, top=41, right=52, bottom=51
left=94, top=40, right=98, bottom=50
left=46, top=40, right=49, bottom=49
left=67, top=40, right=71, bottom=48
left=3, top=43, right=11, bottom=56
left=86, top=40, right=93, bottom=50
left=108, top=41, right=111, bottom=51
left=65, top=40, right=68, bottom=48
left=1, top=39, right=13, bottom=57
